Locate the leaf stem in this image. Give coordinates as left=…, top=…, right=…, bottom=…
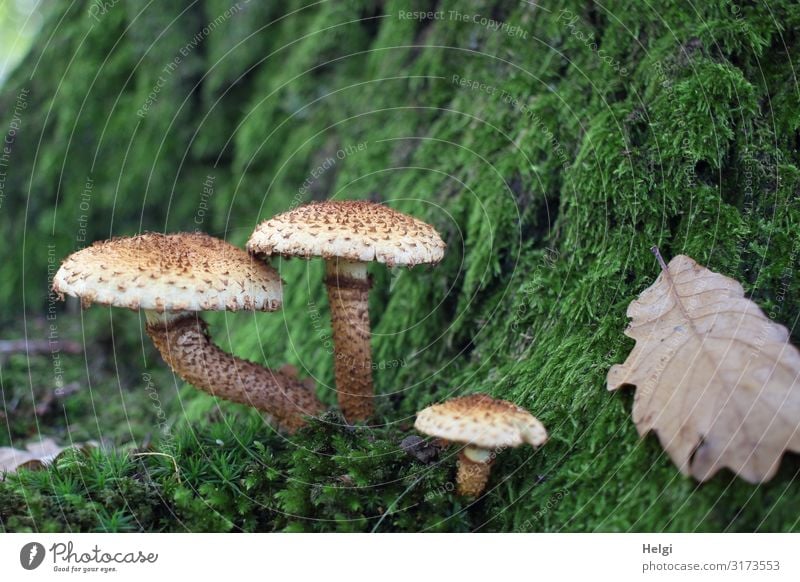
left=650, top=246, right=669, bottom=272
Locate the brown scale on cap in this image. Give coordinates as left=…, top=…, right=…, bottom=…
left=247, top=201, right=446, bottom=423
left=246, top=200, right=446, bottom=267
left=415, top=394, right=548, bottom=449
left=415, top=394, right=547, bottom=496
left=52, top=232, right=323, bottom=432
left=54, top=232, right=282, bottom=313
left=147, top=317, right=322, bottom=433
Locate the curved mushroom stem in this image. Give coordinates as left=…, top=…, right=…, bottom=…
left=457, top=446, right=494, bottom=497
left=324, top=259, right=374, bottom=423
left=145, top=312, right=323, bottom=433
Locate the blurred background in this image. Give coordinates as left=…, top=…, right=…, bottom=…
left=0, top=0, right=42, bottom=86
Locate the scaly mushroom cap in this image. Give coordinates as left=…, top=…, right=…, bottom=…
left=53, top=232, right=282, bottom=312
left=415, top=394, right=548, bottom=449
left=247, top=200, right=446, bottom=267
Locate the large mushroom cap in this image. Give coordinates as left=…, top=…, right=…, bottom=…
left=53, top=232, right=283, bottom=312
left=415, top=394, right=547, bottom=449
left=247, top=200, right=446, bottom=267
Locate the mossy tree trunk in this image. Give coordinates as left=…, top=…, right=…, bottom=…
left=1, top=0, right=798, bottom=532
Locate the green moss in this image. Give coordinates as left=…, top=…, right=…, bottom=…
left=1, top=0, right=798, bottom=531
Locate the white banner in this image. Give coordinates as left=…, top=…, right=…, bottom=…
left=0, top=533, right=797, bottom=581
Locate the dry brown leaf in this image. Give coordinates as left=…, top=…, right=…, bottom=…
left=0, top=438, right=95, bottom=477
left=608, top=252, right=800, bottom=483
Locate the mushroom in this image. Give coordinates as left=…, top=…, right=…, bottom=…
left=52, top=232, right=323, bottom=433
left=247, top=200, right=445, bottom=423
left=414, top=394, right=547, bottom=496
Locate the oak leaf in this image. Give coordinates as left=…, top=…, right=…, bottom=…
left=0, top=438, right=95, bottom=477
left=608, top=253, right=800, bottom=482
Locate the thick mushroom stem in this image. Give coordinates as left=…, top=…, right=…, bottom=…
left=456, top=446, right=494, bottom=497
left=324, top=259, right=374, bottom=423
left=145, top=312, right=323, bottom=433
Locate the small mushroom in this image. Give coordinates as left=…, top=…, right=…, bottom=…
left=52, top=232, right=323, bottom=433
left=414, top=394, right=547, bottom=496
left=247, top=201, right=445, bottom=423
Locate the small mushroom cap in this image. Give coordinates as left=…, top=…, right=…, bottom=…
left=247, top=200, right=446, bottom=267
left=53, top=232, right=282, bottom=312
left=414, top=394, right=547, bottom=449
